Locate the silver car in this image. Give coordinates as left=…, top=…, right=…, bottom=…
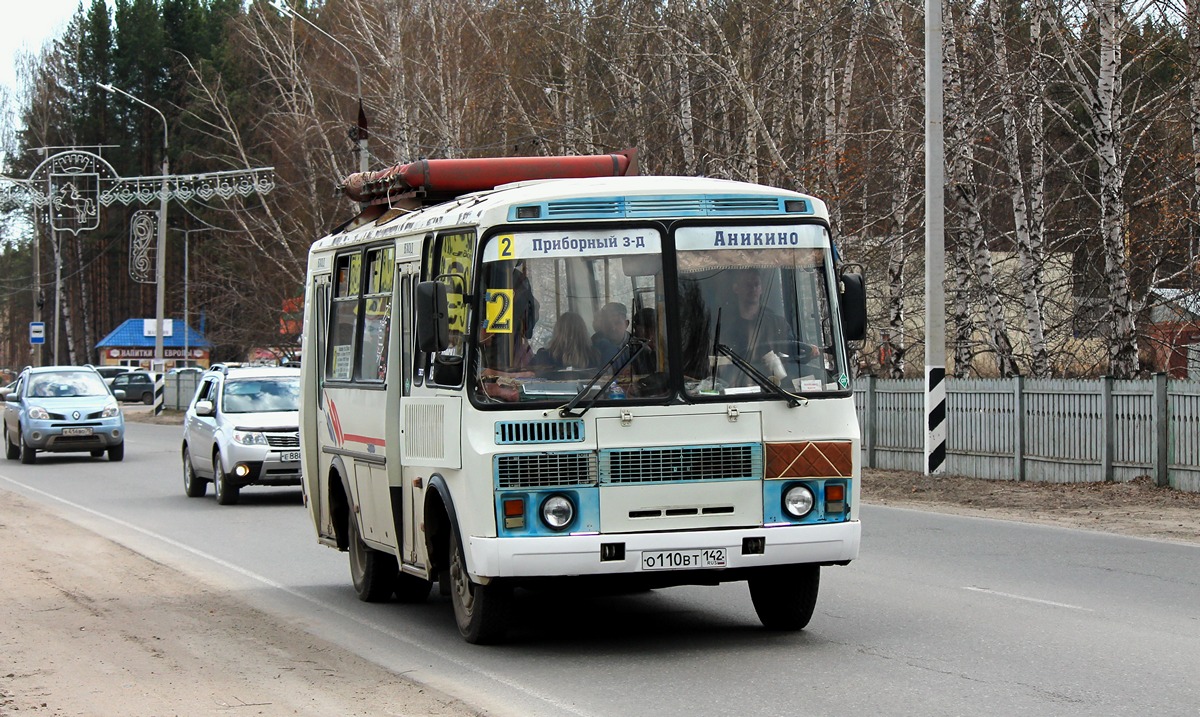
left=181, top=366, right=301, bottom=505
left=3, top=366, right=125, bottom=463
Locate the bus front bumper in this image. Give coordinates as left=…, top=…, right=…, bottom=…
left=467, top=521, right=860, bottom=580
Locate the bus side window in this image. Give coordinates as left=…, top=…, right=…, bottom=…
left=327, top=252, right=361, bottom=382
left=357, top=246, right=394, bottom=382
left=426, top=230, right=475, bottom=387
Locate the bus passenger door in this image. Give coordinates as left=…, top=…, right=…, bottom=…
left=302, top=273, right=333, bottom=540
left=395, top=265, right=425, bottom=566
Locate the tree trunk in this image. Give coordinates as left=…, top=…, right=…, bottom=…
left=1094, top=0, right=1138, bottom=377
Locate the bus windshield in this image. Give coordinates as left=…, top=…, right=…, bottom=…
left=471, top=223, right=847, bottom=405
left=676, top=224, right=848, bottom=398
left=474, top=228, right=667, bottom=404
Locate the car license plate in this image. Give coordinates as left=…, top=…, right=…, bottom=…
left=642, top=548, right=727, bottom=571
left=62, top=427, right=93, bottom=437
left=279, top=451, right=301, bottom=462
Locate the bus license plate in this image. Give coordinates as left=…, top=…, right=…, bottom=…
left=280, top=451, right=301, bottom=462
left=642, top=548, right=727, bottom=571
left=62, top=427, right=93, bottom=437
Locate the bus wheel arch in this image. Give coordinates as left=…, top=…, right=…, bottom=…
left=422, top=475, right=455, bottom=591
left=327, top=456, right=352, bottom=552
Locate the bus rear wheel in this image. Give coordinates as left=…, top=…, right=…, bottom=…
left=348, top=515, right=397, bottom=602
left=749, top=564, right=820, bottom=631
left=449, top=521, right=511, bottom=644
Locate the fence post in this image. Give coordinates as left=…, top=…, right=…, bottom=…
left=1153, top=372, right=1168, bottom=488
left=1014, top=375, right=1025, bottom=482
left=1101, top=375, right=1114, bottom=482
left=863, top=375, right=876, bottom=469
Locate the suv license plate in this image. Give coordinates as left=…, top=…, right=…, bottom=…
left=62, top=427, right=93, bottom=437
left=642, top=548, right=727, bottom=571
left=279, top=451, right=301, bottom=462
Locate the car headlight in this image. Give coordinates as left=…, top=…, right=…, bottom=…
left=233, top=430, right=267, bottom=446
left=102, top=402, right=120, bottom=418
left=783, top=484, right=815, bottom=518
left=27, top=406, right=49, bottom=420
left=540, top=495, right=575, bottom=531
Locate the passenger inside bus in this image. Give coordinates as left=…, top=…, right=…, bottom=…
left=591, top=302, right=631, bottom=365
left=534, top=312, right=599, bottom=371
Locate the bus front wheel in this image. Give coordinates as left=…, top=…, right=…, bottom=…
left=749, top=564, right=820, bottom=631
left=449, top=521, right=512, bottom=644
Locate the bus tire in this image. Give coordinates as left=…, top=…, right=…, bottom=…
left=449, top=521, right=511, bottom=644
left=348, top=514, right=397, bottom=602
left=749, top=564, right=820, bottom=631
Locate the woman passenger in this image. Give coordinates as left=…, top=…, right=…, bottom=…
left=535, top=312, right=599, bottom=370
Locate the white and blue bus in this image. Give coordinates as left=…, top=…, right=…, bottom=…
left=298, top=152, right=867, bottom=643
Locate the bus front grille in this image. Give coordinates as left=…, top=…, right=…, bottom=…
left=600, top=444, right=761, bottom=485
left=496, top=451, right=598, bottom=489
left=494, top=419, right=585, bottom=445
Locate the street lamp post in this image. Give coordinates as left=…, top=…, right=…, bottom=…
left=97, top=82, right=169, bottom=376
left=170, top=227, right=210, bottom=368
left=271, top=0, right=368, bottom=173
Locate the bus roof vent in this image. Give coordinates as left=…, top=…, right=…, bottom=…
left=709, top=196, right=790, bottom=215
left=626, top=197, right=705, bottom=216
left=542, top=199, right=624, bottom=218
left=495, top=419, right=586, bottom=445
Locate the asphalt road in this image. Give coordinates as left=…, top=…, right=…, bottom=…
left=2, top=420, right=1198, bottom=717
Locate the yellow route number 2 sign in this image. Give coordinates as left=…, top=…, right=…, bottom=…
left=485, top=288, right=514, bottom=333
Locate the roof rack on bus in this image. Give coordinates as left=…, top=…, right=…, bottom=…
left=338, top=149, right=639, bottom=207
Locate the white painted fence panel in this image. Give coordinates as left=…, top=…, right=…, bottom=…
left=855, top=375, right=1199, bottom=493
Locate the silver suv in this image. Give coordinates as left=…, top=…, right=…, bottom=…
left=181, top=365, right=301, bottom=505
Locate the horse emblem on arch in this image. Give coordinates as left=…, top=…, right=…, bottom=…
left=49, top=172, right=100, bottom=234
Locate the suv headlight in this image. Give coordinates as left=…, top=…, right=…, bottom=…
left=233, top=430, right=268, bottom=446
left=27, top=406, right=49, bottom=420
left=102, top=402, right=120, bottom=418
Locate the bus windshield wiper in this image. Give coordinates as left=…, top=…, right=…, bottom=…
left=559, top=335, right=648, bottom=418
left=714, top=342, right=803, bottom=408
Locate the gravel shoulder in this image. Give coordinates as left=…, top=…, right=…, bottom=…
left=2, top=404, right=1194, bottom=714
left=862, top=468, right=1200, bottom=545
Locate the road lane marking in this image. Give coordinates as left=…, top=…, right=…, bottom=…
left=0, top=474, right=593, bottom=717
left=964, top=586, right=1093, bottom=611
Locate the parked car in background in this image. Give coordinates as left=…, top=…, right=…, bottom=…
left=110, top=370, right=157, bottom=404
left=3, top=365, right=125, bottom=463
left=181, top=365, right=301, bottom=505
left=90, top=365, right=134, bottom=386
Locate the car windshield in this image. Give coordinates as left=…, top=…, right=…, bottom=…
left=221, top=377, right=300, bottom=413
left=27, top=371, right=109, bottom=398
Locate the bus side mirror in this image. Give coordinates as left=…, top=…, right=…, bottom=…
left=840, top=272, right=867, bottom=342
left=416, top=281, right=451, bottom=353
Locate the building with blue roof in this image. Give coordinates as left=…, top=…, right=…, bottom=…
left=95, top=319, right=212, bottom=370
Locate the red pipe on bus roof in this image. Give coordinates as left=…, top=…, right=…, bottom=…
left=342, top=149, right=638, bottom=203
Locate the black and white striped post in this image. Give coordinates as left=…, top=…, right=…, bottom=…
left=153, top=371, right=165, bottom=416
left=924, top=0, right=947, bottom=475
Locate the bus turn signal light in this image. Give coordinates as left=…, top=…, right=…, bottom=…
left=825, top=483, right=846, bottom=513
left=503, top=498, right=525, bottom=529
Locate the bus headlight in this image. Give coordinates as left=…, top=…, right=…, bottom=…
left=540, top=495, right=575, bottom=531
left=783, top=485, right=815, bottom=518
